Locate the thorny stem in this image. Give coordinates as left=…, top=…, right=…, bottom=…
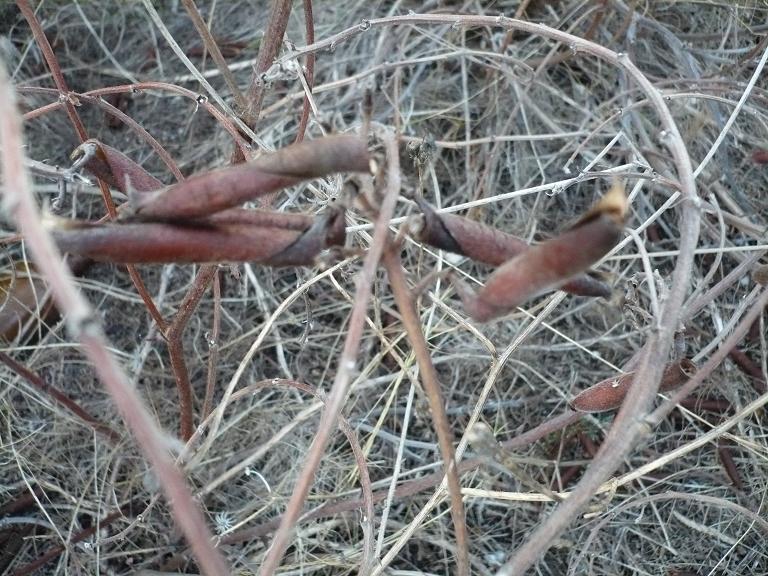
left=383, top=247, right=470, bottom=576
left=0, top=59, right=229, bottom=576
left=256, top=131, right=398, bottom=576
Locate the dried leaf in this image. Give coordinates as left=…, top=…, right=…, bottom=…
left=51, top=207, right=345, bottom=266
left=571, top=358, right=696, bottom=413
left=450, top=182, right=627, bottom=321
left=128, top=134, right=369, bottom=220
left=71, top=139, right=163, bottom=194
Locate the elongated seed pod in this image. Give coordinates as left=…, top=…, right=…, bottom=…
left=205, top=208, right=315, bottom=230
left=71, top=139, right=163, bottom=194
left=571, top=358, right=696, bottom=413
left=128, top=134, right=369, bottom=220
left=51, top=207, right=345, bottom=266
left=412, top=198, right=612, bottom=299
left=456, top=183, right=627, bottom=321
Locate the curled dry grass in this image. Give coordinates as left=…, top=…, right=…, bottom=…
left=2, top=1, right=768, bottom=575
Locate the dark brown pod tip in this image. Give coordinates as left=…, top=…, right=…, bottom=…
left=461, top=183, right=627, bottom=321
left=71, top=139, right=163, bottom=194
left=571, top=358, right=696, bottom=413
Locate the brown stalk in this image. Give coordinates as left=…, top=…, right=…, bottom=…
left=0, top=351, right=121, bottom=443
left=130, top=134, right=369, bottom=220
left=21, top=83, right=250, bottom=160
left=181, top=0, right=248, bottom=112
left=11, top=508, right=127, bottom=576
left=717, top=440, right=744, bottom=490
left=202, top=269, right=221, bottom=419
left=51, top=206, right=345, bottom=266
left=571, top=359, right=697, bottom=413
left=223, top=411, right=584, bottom=546
left=16, top=4, right=167, bottom=332
left=728, top=348, right=767, bottom=393
left=0, top=58, right=229, bottom=576
left=256, top=130, right=401, bottom=576
left=244, top=0, right=293, bottom=128
left=15, top=0, right=116, bottom=216
left=167, top=265, right=218, bottom=441
left=383, top=246, right=471, bottom=576
left=453, top=183, right=627, bottom=322
left=412, top=198, right=612, bottom=299
left=70, top=139, right=163, bottom=194
left=294, top=0, right=316, bottom=143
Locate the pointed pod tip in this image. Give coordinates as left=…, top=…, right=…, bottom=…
left=598, top=179, right=628, bottom=224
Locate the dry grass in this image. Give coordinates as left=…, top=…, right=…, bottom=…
left=2, top=1, right=768, bottom=575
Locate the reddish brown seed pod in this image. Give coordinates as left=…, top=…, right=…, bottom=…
left=128, top=134, right=370, bottom=221
left=411, top=198, right=612, bottom=300
left=571, top=358, right=697, bottom=413
left=71, top=139, right=163, bottom=194
left=751, top=149, right=768, bottom=164
left=452, top=182, right=627, bottom=322
left=51, top=207, right=346, bottom=266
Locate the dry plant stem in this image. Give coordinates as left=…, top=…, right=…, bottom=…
left=648, top=288, right=768, bottom=426
left=257, top=131, right=399, bottom=576
left=140, top=0, right=264, bottom=149
left=11, top=508, right=126, bottom=576
left=202, top=269, right=221, bottom=419
left=224, top=410, right=584, bottom=545
left=0, top=351, right=121, bottom=443
left=244, top=0, right=293, bottom=128
left=17, top=95, right=170, bottom=331
left=21, top=83, right=251, bottom=157
left=168, top=265, right=217, bottom=441
left=0, top=61, right=229, bottom=576
left=17, top=0, right=167, bottom=332
left=15, top=0, right=115, bottom=216
left=181, top=0, right=247, bottom=112
left=192, top=378, right=376, bottom=569
left=265, top=14, right=696, bottom=574
left=382, top=247, right=470, bottom=576
left=294, top=0, right=315, bottom=143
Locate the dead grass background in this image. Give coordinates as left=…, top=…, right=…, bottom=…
left=2, top=1, right=768, bottom=575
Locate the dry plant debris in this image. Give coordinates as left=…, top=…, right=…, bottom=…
left=2, top=2, right=768, bottom=576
